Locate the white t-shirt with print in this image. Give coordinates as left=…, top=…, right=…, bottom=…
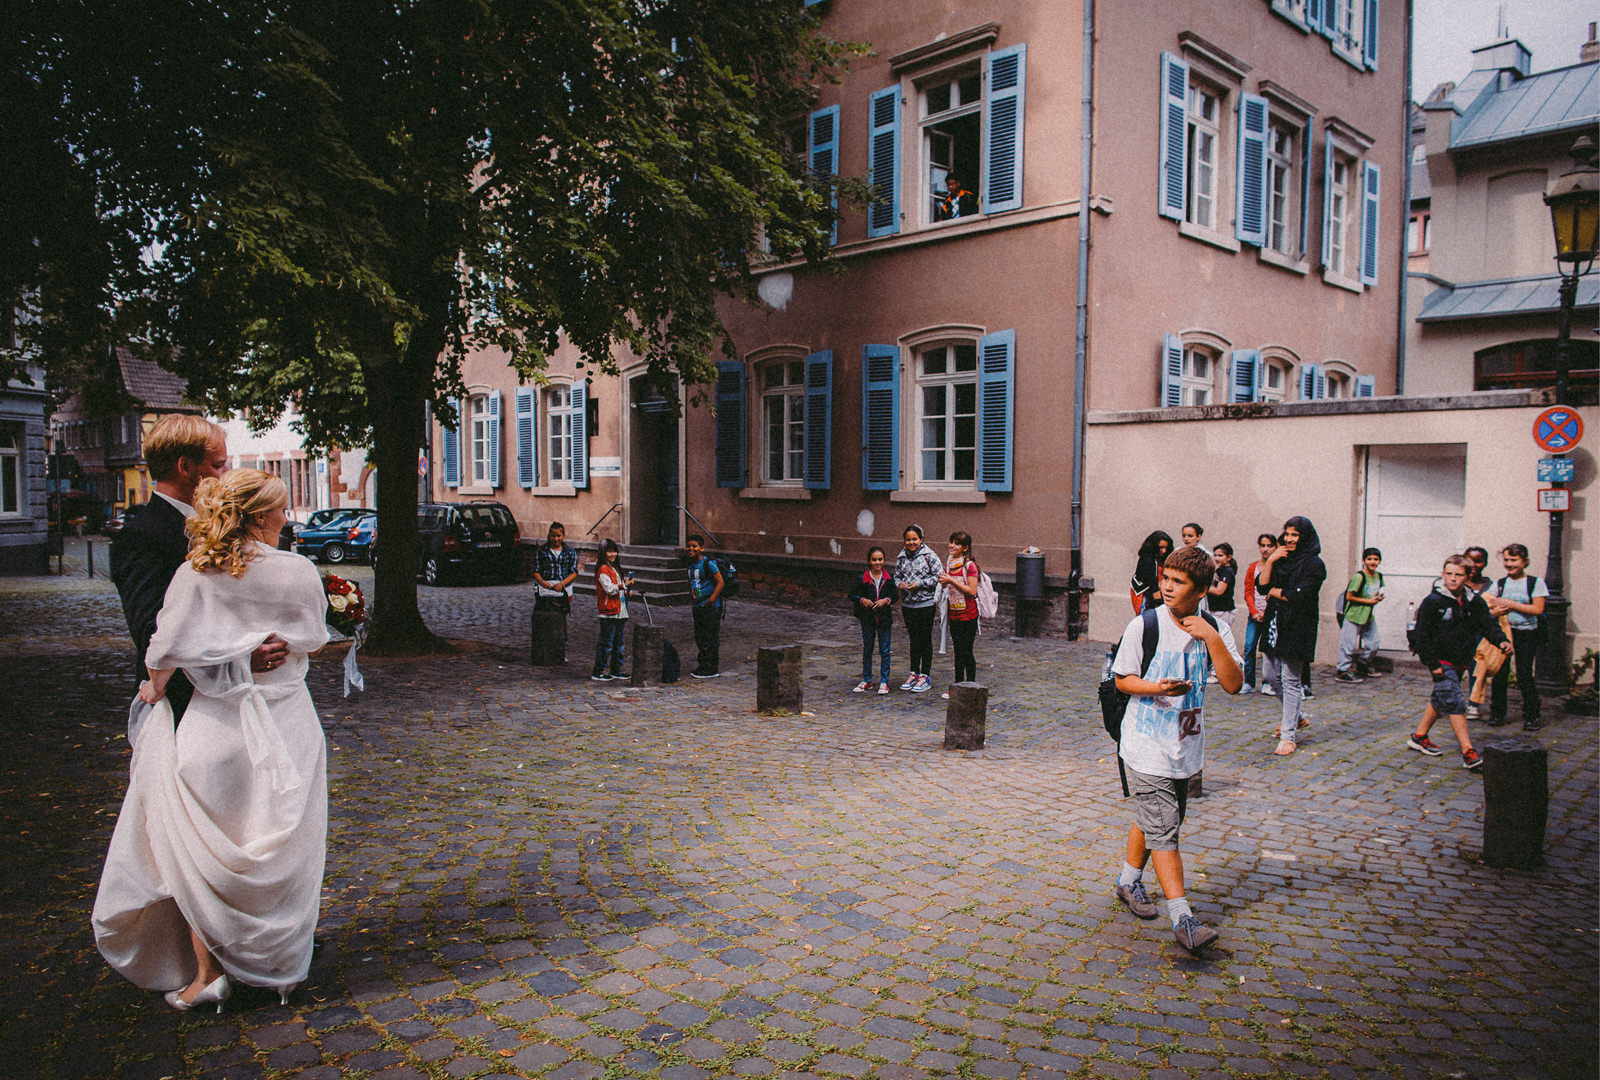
left=1111, top=604, right=1241, bottom=780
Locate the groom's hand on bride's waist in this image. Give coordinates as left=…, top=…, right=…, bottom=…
left=250, top=635, right=290, bottom=673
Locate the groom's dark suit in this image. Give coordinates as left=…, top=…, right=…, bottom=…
left=111, top=497, right=195, bottom=721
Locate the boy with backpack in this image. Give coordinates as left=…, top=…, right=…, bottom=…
left=685, top=535, right=725, bottom=679
left=1484, top=543, right=1547, bottom=731
left=1406, top=554, right=1511, bottom=769
left=1334, top=547, right=1386, bottom=682
left=1108, top=544, right=1242, bottom=955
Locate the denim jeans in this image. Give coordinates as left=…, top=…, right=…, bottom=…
left=860, top=621, right=892, bottom=683
left=593, top=618, right=626, bottom=675
left=1279, top=662, right=1306, bottom=742
left=1243, top=617, right=1263, bottom=688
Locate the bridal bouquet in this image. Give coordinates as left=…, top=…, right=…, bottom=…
left=322, top=574, right=367, bottom=640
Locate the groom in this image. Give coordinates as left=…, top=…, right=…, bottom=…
left=111, top=416, right=287, bottom=721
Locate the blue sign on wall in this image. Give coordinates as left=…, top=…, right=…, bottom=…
left=1537, top=457, right=1575, bottom=483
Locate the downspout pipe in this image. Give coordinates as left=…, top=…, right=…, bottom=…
left=1068, top=0, right=1095, bottom=638
left=1396, top=0, right=1414, bottom=394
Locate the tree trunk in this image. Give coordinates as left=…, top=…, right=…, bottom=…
left=362, top=335, right=447, bottom=656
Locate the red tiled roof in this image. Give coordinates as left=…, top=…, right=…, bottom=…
left=114, top=347, right=195, bottom=411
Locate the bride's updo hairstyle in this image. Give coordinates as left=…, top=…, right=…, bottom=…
left=188, top=468, right=288, bottom=577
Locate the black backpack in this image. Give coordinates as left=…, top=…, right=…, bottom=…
left=718, top=558, right=740, bottom=599
left=1098, top=607, right=1216, bottom=795
left=661, top=640, right=681, bottom=683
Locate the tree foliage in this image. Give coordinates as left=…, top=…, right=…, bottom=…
left=9, top=0, right=858, bottom=650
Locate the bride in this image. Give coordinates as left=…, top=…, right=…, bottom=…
left=93, top=468, right=330, bottom=1012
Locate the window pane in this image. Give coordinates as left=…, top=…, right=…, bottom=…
left=954, top=449, right=975, bottom=481
left=954, top=382, right=977, bottom=416
left=954, top=416, right=975, bottom=449
left=766, top=396, right=785, bottom=479
left=922, top=347, right=947, bottom=375
left=957, top=73, right=980, bottom=106
left=953, top=344, right=978, bottom=372
left=926, top=82, right=951, bottom=115
left=1, top=457, right=16, bottom=514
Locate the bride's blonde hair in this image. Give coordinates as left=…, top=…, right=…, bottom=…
left=188, top=469, right=288, bottom=577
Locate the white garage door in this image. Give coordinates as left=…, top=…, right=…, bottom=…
left=1363, top=444, right=1468, bottom=653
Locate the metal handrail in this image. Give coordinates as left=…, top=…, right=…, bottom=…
left=676, top=504, right=720, bottom=548
left=586, top=502, right=623, bottom=537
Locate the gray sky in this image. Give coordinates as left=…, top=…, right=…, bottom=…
left=1412, top=0, right=1595, bottom=100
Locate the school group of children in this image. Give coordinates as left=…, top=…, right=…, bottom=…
left=850, top=525, right=986, bottom=700
left=1109, top=522, right=1549, bottom=955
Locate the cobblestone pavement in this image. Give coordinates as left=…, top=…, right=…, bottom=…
left=2, top=549, right=1596, bottom=1080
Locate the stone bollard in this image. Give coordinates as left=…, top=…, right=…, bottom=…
left=756, top=645, right=803, bottom=713
left=1480, top=738, right=1548, bottom=870
left=631, top=625, right=663, bottom=688
left=529, top=608, right=567, bottom=667
left=943, top=682, right=988, bottom=750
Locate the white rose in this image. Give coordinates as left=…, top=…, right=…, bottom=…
left=329, top=594, right=349, bottom=612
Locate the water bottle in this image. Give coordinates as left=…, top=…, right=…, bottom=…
left=1405, top=601, right=1418, bottom=633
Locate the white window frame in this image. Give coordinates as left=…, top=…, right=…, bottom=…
left=1187, top=82, right=1223, bottom=233
left=545, top=384, right=573, bottom=485
left=914, top=340, right=980, bottom=489
left=1181, top=344, right=1219, bottom=406
left=1266, top=121, right=1297, bottom=257
left=0, top=428, right=21, bottom=516
left=757, top=357, right=808, bottom=486
left=1328, top=154, right=1351, bottom=276
left=1323, top=362, right=1357, bottom=399
left=1171, top=37, right=1248, bottom=252
left=918, top=64, right=984, bottom=227
left=1270, top=0, right=1309, bottom=29
left=1330, top=0, right=1364, bottom=67
left=468, top=393, right=492, bottom=485
left=1259, top=347, right=1301, bottom=405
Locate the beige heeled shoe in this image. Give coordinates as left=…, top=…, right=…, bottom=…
left=164, top=974, right=231, bottom=1014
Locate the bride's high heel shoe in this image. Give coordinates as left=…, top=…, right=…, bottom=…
left=164, top=974, right=231, bottom=1013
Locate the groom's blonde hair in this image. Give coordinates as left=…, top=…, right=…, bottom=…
left=187, top=469, right=288, bottom=577
left=143, top=414, right=223, bottom=481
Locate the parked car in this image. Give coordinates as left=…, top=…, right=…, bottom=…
left=293, top=508, right=378, bottom=564
left=416, top=501, right=520, bottom=585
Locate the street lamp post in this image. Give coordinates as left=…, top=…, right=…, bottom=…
left=1536, top=136, right=1599, bottom=698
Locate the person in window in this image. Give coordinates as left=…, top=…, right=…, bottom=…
left=933, top=174, right=978, bottom=221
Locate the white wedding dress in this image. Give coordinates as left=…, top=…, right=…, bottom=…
left=93, top=543, right=330, bottom=994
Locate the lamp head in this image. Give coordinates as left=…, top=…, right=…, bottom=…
left=1545, top=135, right=1600, bottom=273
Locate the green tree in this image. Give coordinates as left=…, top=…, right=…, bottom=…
left=10, top=0, right=857, bottom=651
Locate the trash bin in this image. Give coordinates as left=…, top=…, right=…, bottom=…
left=1016, top=551, right=1045, bottom=601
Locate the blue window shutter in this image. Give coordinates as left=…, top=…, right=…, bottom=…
left=809, top=105, right=840, bottom=245
left=442, top=397, right=461, bottom=487
left=1354, top=374, right=1376, bottom=397
left=1158, top=53, right=1189, bottom=220
left=1321, top=134, right=1335, bottom=267
left=1229, top=349, right=1262, bottom=403
left=861, top=344, right=900, bottom=491
left=867, top=86, right=901, bottom=238
left=1301, top=362, right=1326, bottom=400
left=803, top=350, right=833, bottom=491
left=1161, top=334, right=1184, bottom=408
left=1299, top=123, right=1313, bottom=257
left=1236, top=94, right=1269, bottom=247
left=714, top=361, right=746, bottom=488
left=569, top=382, right=588, bottom=489
left=976, top=329, right=1014, bottom=492
left=1359, top=161, right=1381, bottom=286
left=515, top=387, right=535, bottom=489
left=982, top=44, right=1026, bottom=214
left=487, top=390, right=502, bottom=488
left=1364, top=0, right=1380, bottom=68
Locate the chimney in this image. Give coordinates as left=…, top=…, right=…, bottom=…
left=1583, top=22, right=1599, bottom=64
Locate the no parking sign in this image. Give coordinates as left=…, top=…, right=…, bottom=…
left=1532, top=406, right=1584, bottom=453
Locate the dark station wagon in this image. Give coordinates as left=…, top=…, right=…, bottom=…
left=416, top=501, right=521, bottom=585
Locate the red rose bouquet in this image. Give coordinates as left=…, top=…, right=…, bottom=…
left=322, top=573, right=367, bottom=639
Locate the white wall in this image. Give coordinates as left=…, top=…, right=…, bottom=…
left=1084, top=393, right=1598, bottom=665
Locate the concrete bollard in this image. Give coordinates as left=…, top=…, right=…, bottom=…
left=529, top=609, right=567, bottom=666
left=631, top=625, right=663, bottom=688
left=1480, top=738, right=1548, bottom=870
left=756, top=644, right=803, bottom=713
left=943, top=682, right=988, bottom=750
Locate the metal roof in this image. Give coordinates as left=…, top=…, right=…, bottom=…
left=1451, top=62, right=1599, bottom=148
left=1417, top=273, right=1600, bottom=322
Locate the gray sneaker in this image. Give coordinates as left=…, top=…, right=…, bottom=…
left=1173, top=914, right=1219, bottom=955
left=1115, top=881, right=1159, bottom=920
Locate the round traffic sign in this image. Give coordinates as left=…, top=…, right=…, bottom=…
left=417, top=452, right=429, bottom=477
left=1533, top=406, right=1584, bottom=453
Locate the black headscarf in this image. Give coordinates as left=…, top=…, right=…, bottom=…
left=1131, top=531, right=1174, bottom=602
left=1263, top=516, right=1327, bottom=661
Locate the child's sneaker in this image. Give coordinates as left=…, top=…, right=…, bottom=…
left=1461, top=747, right=1483, bottom=770
left=853, top=681, right=870, bottom=693
left=590, top=673, right=610, bottom=681
left=1335, top=670, right=1362, bottom=683
left=1522, top=717, right=1544, bottom=732
left=940, top=691, right=950, bottom=700
left=911, top=676, right=932, bottom=694
left=1302, top=685, right=1315, bottom=700
left=877, top=682, right=889, bottom=696
left=899, top=676, right=917, bottom=691
left=1464, top=703, right=1480, bottom=720
left=1407, top=733, right=1444, bottom=756
left=1115, top=881, right=1159, bottom=919
left=1261, top=683, right=1277, bottom=697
